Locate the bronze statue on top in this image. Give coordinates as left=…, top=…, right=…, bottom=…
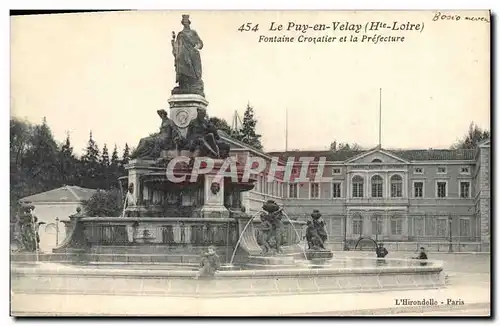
left=171, top=14, right=204, bottom=97
left=130, top=109, right=180, bottom=160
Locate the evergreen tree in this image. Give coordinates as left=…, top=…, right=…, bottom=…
left=81, top=131, right=101, bottom=188
left=238, top=103, right=263, bottom=150
left=108, top=144, right=121, bottom=189
left=101, top=144, right=110, bottom=167
left=59, top=133, right=77, bottom=185
left=98, top=144, right=111, bottom=189
left=122, top=143, right=130, bottom=165
left=111, top=145, right=120, bottom=168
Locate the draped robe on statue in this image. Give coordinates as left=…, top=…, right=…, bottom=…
left=172, top=28, right=204, bottom=95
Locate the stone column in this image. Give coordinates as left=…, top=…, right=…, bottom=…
left=168, top=94, right=209, bottom=139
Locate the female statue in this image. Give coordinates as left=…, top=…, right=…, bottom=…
left=171, top=14, right=204, bottom=96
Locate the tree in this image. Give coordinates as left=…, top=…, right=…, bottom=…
left=10, top=118, right=36, bottom=223
left=101, top=144, right=110, bottom=167
left=451, top=122, right=490, bottom=149
left=330, top=141, right=362, bottom=151
left=111, top=145, right=120, bottom=168
left=59, top=133, right=78, bottom=185
left=81, top=131, right=101, bottom=188
left=122, top=143, right=130, bottom=165
left=82, top=188, right=123, bottom=217
left=237, top=103, right=263, bottom=150
left=208, top=116, right=232, bottom=134
left=23, top=117, right=61, bottom=192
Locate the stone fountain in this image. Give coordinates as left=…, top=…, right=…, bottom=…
left=38, top=14, right=305, bottom=266
left=10, top=15, right=446, bottom=302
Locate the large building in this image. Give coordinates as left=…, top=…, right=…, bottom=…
left=222, top=134, right=491, bottom=251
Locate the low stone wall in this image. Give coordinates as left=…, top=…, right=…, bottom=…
left=11, top=263, right=445, bottom=298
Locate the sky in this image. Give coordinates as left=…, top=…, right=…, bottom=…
left=10, top=10, right=490, bottom=154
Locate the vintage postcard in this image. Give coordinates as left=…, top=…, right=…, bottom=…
left=10, top=10, right=490, bottom=316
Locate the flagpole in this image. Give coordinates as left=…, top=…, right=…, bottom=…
left=285, top=108, right=288, bottom=151
left=378, top=88, right=382, bottom=148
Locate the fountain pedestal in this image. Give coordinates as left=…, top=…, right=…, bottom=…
left=168, top=94, right=208, bottom=138
left=194, top=173, right=229, bottom=219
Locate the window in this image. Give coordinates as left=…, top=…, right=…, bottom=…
left=414, top=217, right=424, bottom=236
left=460, top=166, right=470, bottom=174
left=459, top=218, right=471, bottom=237
left=460, top=181, right=470, bottom=198
left=371, top=215, right=383, bottom=235
left=332, top=168, right=341, bottom=174
left=371, top=175, right=383, bottom=198
left=310, top=183, right=320, bottom=199
left=352, top=216, right=363, bottom=235
left=332, top=182, right=341, bottom=198
left=352, top=176, right=364, bottom=198
left=437, top=167, right=447, bottom=174
left=372, top=158, right=382, bottom=163
left=436, top=219, right=448, bottom=237
left=391, top=216, right=403, bottom=235
left=289, top=184, right=298, bottom=198
left=414, top=167, right=423, bottom=174
left=390, top=175, right=403, bottom=198
left=437, top=182, right=447, bottom=198
left=413, top=182, right=424, bottom=198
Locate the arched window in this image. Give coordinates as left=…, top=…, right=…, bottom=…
left=372, top=158, right=382, bottom=163
left=390, top=174, right=403, bottom=198
left=352, top=175, right=364, bottom=198
left=371, top=175, right=383, bottom=198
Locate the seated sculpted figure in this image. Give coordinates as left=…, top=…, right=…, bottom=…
left=130, top=109, right=180, bottom=160
left=306, top=221, right=325, bottom=250
left=185, top=108, right=230, bottom=159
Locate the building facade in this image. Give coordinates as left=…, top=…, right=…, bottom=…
left=222, top=134, right=491, bottom=250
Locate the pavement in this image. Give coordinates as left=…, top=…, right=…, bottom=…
left=10, top=252, right=491, bottom=317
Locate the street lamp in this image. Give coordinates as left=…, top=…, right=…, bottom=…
left=448, top=214, right=453, bottom=253
left=55, top=217, right=59, bottom=246
left=343, top=214, right=347, bottom=250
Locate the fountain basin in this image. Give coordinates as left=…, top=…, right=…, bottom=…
left=11, top=258, right=445, bottom=298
